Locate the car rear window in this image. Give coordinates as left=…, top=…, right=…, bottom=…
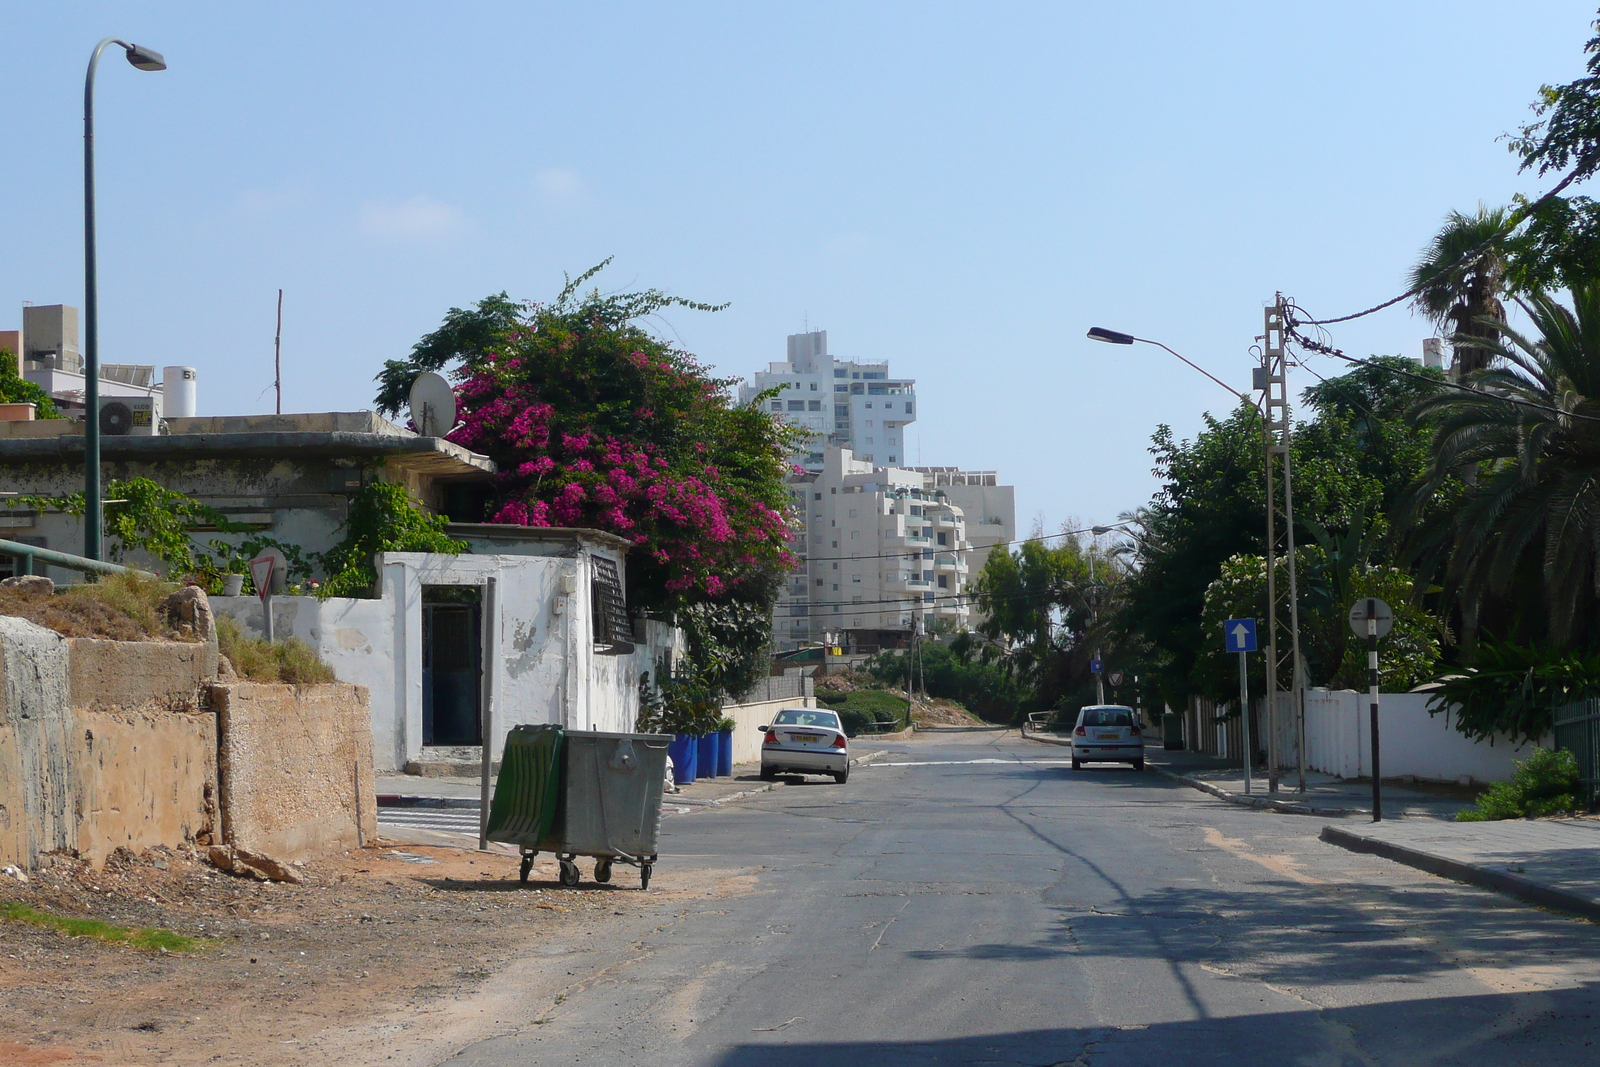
left=773, top=709, right=840, bottom=729
left=1079, top=709, right=1133, bottom=727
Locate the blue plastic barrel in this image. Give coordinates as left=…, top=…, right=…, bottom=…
left=668, top=733, right=698, bottom=784
left=697, top=732, right=720, bottom=777
left=716, top=728, right=734, bottom=776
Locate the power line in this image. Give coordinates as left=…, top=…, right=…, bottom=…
left=794, top=520, right=1134, bottom=565
left=1283, top=317, right=1600, bottom=425
left=1293, top=164, right=1585, bottom=326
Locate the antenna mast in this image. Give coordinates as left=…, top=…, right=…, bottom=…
left=274, top=288, right=283, bottom=415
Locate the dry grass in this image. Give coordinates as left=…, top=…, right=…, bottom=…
left=216, top=614, right=336, bottom=684
left=0, top=573, right=179, bottom=640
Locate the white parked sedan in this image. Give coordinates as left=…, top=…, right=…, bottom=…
left=1070, top=705, right=1145, bottom=771
left=759, top=707, right=850, bottom=783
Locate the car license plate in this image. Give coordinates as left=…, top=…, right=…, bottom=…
left=1097, top=732, right=1120, bottom=741
left=792, top=733, right=822, bottom=743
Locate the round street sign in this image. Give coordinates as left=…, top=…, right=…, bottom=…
left=1108, top=671, right=1124, bottom=687
left=1347, top=597, right=1394, bottom=639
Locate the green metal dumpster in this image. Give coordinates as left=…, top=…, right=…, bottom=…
left=517, top=729, right=672, bottom=890
left=486, top=724, right=565, bottom=848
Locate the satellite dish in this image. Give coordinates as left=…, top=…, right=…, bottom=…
left=407, top=372, right=457, bottom=437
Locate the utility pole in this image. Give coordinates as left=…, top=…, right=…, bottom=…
left=274, top=288, right=283, bottom=415
left=1088, top=546, right=1104, bottom=705
left=1257, top=296, right=1307, bottom=793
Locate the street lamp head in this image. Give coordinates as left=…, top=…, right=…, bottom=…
left=1091, top=525, right=1110, bottom=536
left=123, top=44, right=166, bottom=71
left=1087, top=326, right=1135, bottom=345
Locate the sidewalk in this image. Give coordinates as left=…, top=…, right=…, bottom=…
left=1022, top=729, right=1471, bottom=818
left=1322, top=817, right=1600, bottom=921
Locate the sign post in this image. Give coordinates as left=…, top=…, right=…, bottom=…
left=249, top=555, right=276, bottom=643
left=1224, top=619, right=1258, bottom=793
left=1348, top=598, right=1393, bottom=822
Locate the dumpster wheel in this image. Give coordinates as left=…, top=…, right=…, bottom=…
left=640, top=863, right=653, bottom=890
left=594, top=858, right=613, bottom=884
left=559, top=858, right=581, bottom=887
left=518, top=853, right=534, bottom=884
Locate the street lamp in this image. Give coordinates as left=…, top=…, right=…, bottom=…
left=1087, top=327, right=1250, bottom=404
left=83, top=37, right=167, bottom=561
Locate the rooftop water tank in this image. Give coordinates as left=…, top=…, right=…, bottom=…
left=163, top=366, right=197, bottom=417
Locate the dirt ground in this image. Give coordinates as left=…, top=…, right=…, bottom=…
left=0, top=839, right=755, bottom=1067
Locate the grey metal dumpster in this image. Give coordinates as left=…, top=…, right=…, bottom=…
left=524, top=729, right=671, bottom=890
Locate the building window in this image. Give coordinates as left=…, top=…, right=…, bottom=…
left=865, top=402, right=873, bottom=409
left=808, top=400, right=822, bottom=410
left=848, top=508, right=857, bottom=518
left=832, top=562, right=839, bottom=570
left=816, top=578, right=824, bottom=586
left=835, top=384, right=848, bottom=392
left=910, top=505, right=922, bottom=516
left=770, top=401, right=782, bottom=412
left=852, top=372, right=860, bottom=379
left=831, top=487, right=837, bottom=494
left=938, top=575, right=948, bottom=588
left=849, top=531, right=860, bottom=540
left=923, top=570, right=934, bottom=581
left=833, top=605, right=841, bottom=613
left=832, top=541, right=838, bottom=548
left=787, top=400, right=805, bottom=412
left=810, top=382, right=818, bottom=391
left=852, top=574, right=861, bottom=583
left=905, top=402, right=914, bottom=413
left=814, top=492, right=822, bottom=500
left=888, top=455, right=896, bottom=462
left=834, top=368, right=847, bottom=377
left=937, top=532, right=947, bottom=545
left=590, top=556, right=634, bottom=654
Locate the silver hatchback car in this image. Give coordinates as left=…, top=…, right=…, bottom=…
left=1071, top=704, right=1145, bottom=771
left=759, top=707, right=850, bottom=783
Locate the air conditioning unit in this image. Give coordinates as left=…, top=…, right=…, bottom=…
left=98, top=395, right=161, bottom=437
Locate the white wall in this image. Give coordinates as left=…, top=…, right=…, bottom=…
left=215, top=547, right=680, bottom=773
left=721, top=696, right=817, bottom=765
left=1302, top=688, right=1550, bottom=784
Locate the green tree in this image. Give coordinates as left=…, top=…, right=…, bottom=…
left=1408, top=208, right=1513, bottom=376
left=1409, top=283, right=1600, bottom=648
left=0, top=347, right=61, bottom=418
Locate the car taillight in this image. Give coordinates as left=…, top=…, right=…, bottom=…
left=1130, top=726, right=1141, bottom=736
left=832, top=734, right=847, bottom=748
left=764, top=730, right=779, bottom=744
left=1074, top=726, right=1086, bottom=736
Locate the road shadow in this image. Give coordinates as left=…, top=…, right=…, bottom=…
left=706, top=985, right=1600, bottom=1066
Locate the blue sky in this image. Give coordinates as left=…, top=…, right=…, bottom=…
left=5, top=2, right=1596, bottom=533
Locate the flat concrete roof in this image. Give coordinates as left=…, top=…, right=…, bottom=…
left=0, top=424, right=494, bottom=479
left=447, top=523, right=634, bottom=553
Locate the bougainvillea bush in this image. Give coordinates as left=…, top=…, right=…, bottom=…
left=375, top=263, right=801, bottom=691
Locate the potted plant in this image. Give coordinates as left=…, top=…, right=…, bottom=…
left=638, top=662, right=721, bottom=785
left=715, top=716, right=736, bottom=777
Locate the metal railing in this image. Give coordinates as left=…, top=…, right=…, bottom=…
left=1554, top=698, right=1600, bottom=808
left=726, top=674, right=815, bottom=707
left=0, top=537, right=151, bottom=578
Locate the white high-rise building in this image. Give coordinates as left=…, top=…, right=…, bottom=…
left=776, top=446, right=971, bottom=653
left=739, top=330, right=917, bottom=471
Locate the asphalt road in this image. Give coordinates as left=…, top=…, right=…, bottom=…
left=442, top=731, right=1600, bottom=1066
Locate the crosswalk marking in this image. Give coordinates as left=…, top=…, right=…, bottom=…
left=378, top=807, right=483, bottom=836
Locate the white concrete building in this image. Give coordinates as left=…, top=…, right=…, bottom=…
left=1, top=304, right=193, bottom=418
left=777, top=446, right=971, bottom=653
left=738, top=330, right=917, bottom=471
left=906, top=468, right=1016, bottom=589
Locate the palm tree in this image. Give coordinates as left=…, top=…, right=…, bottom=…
left=1409, top=207, right=1512, bottom=376
left=1410, top=283, right=1600, bottom=647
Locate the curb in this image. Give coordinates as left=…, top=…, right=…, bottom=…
left=377, top=794, right=478, bottom=810
left=1319, top=824, right=1600, bottom=922
left=915, top=724, right=1009, bottom=733
left=1019, top=730, right=1355, bottom=817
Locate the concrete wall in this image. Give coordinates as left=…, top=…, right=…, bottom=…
left=0, top=620, right=218, bottom=869
left=1302, top=689, right=1551, bottom=784
left=214, top=551, right=684, bottom=773
left=721, top=696, right=817, bottom=765
left=214, top=682, right=377, bottom=862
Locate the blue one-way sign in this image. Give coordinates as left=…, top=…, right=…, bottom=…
left=1224, top=618, right=1258, bottom=653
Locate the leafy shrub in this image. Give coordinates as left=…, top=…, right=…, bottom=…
left=216, top=615, right=336, bottom=684
left=816, top=689, right=908, bottom=735
left=0, top=573, right=179, bottom=640
left=1426, top=638, right=1600, bottom=744
left=1456, top=748, right=1581, bottom=821
left=861, top=643, right=1020, bottom=723
left=636, top=658, right=724, bottom=736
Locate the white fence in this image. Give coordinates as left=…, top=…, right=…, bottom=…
left=1302, top=688, right=1549, bottom=784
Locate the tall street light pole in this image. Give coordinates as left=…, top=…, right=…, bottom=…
left=84, top=37, right=167, bottom=561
